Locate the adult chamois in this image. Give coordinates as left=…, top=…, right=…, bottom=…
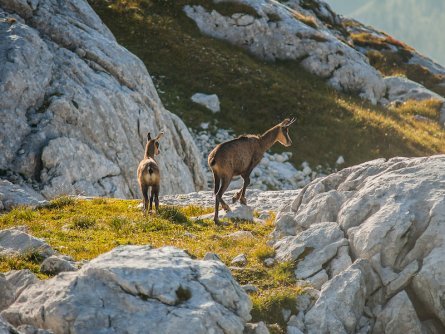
left=208, top=118, right=296, bottom=224
left=137, top=132, right=164, bottom=214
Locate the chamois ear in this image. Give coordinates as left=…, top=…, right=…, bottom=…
left=147, top=132, right=151, bottom=140
left=155, top=132, right=164, bottom=140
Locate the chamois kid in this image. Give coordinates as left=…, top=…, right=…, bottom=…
left=208, top=118, right=296, bottom=224
left=137, top=132, right=164, bottom=214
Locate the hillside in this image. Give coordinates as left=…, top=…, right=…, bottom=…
left=328, top=0, right=445, bottom=66
left=89, top=0, right=445, bottom=169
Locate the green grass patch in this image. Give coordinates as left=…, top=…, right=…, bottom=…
left=0, top=198, right=304, bottom=331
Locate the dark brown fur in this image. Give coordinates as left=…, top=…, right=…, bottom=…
left=208, top=118, right=296, bottom=224
left=137, top=132, right=163, bottom=214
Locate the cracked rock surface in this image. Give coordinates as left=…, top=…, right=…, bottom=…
left=0, top=0, right=206, bottom=198
left=1, top=245, right=252, bottom=334
left=272, top=155, right=445, bottom=333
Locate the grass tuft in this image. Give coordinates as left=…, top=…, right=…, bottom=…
left=71, top=216, right=96, bottom=230
left=46, top=196, right=76, bottom=209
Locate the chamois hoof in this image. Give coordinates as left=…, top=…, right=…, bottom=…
left=240, top=197, right=247, bottom=205
left=222, top=204, right=231, bottom=212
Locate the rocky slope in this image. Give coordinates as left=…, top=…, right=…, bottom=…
left=0, top=0, right=206, bottom=198
left=183, top=0, right=445, bottom=126
left=271, top=155, right=445, bottom=333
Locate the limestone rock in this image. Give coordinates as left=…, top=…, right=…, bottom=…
left=203, top=252, right=222, bottom=262
left=272, top=155, right=445, bottom=332
left=274, top=222, right=347, bottom=280
left=305, top=264, right=367, bottom=334
left=0, top=0, right=206, bottom=197
left=225, top=205, right=254, bottom=222
left=191, top=93, right=220, bottom=113
left=384, top=76, right=445, bottom=125
left=40, top=255, right=77, bottom=276
left=0, top=275, right=15, bottom=311
left=373, top=291, right=422, bottom=334
left=162, top=189, right=300, bottom=213
left=0, top=180, right=46, bottom=211
left=2, top=246, right=252, bottom=334
left=184, top=1, right=386, bottom=104
left=0, top=227, right=54, bottom=258
left=242, top=284, right=259, bottom=294
left=231, top=254, right=248, bottom=267
left=244, top=321, right=269, bottom=334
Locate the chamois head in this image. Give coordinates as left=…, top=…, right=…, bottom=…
left=145, top=132, right=164, bottom=158
left=276, top=118, right=296, bottom=147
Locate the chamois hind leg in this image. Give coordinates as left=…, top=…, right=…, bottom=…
left=214, top=175, right=231, bottom=224
left=153, top=185, right=160, bottom=213
left=240, top=172, right=252, bottom=205
left=149, top=186, right=154, bottom=213
left=213, top=172, right=220, bottom=195
left=141, top=184, right=149, bottom=215
left=217, top=176, right=231, bottom=212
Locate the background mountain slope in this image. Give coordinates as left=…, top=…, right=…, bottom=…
left=328, top=0, right=445, bottom=66
left=89, top=0, right=445, bottom=169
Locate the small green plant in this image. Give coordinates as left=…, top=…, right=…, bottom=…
left=110, top=216, right=130, bottom=233
left=46, top=196, right=76, bottom=209
left=158, top=206, right=188, bottom=224
left=71, top=216, right=96, bottom=229
left=251, top=287, right=300, bottom=328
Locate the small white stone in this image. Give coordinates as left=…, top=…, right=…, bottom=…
left=231, top=253, right=247, bottom=267
left=336, top=156, right=345, bottom=165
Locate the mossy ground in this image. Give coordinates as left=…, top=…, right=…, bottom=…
left=0, top=197, right=300, bottom=331
left=87, top=0, right=445, bottom=169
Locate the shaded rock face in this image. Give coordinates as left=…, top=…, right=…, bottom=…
left=272, top=155, right=445, bottom=333
left=0, top=0, right=206, bottom=198
left=1, top=246, right=252, bottom=334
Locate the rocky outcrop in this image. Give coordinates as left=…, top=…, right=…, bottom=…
left=1, top=245, right=252, bottom=334
left=0, top=0, right=206, bottom=198
left=183, top=0, right=445, bottom=125
left=184, top=0, right=385, bottom=104
left=271, top=155, right=445, bottom=333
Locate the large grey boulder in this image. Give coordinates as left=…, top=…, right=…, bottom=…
left=0, top=227, right=54, bottom=259
left=272, top=155, right=445, bottom=333
left=0, top=0, right=206, bottom=198
left=1, top=246, right=252, bottom=334
left=0, top=180, right=46, bottom=211
left=184, top=0, right=386, bottom=104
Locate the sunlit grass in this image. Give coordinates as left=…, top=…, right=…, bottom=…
left=0, top=198, right=302, bottom=330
